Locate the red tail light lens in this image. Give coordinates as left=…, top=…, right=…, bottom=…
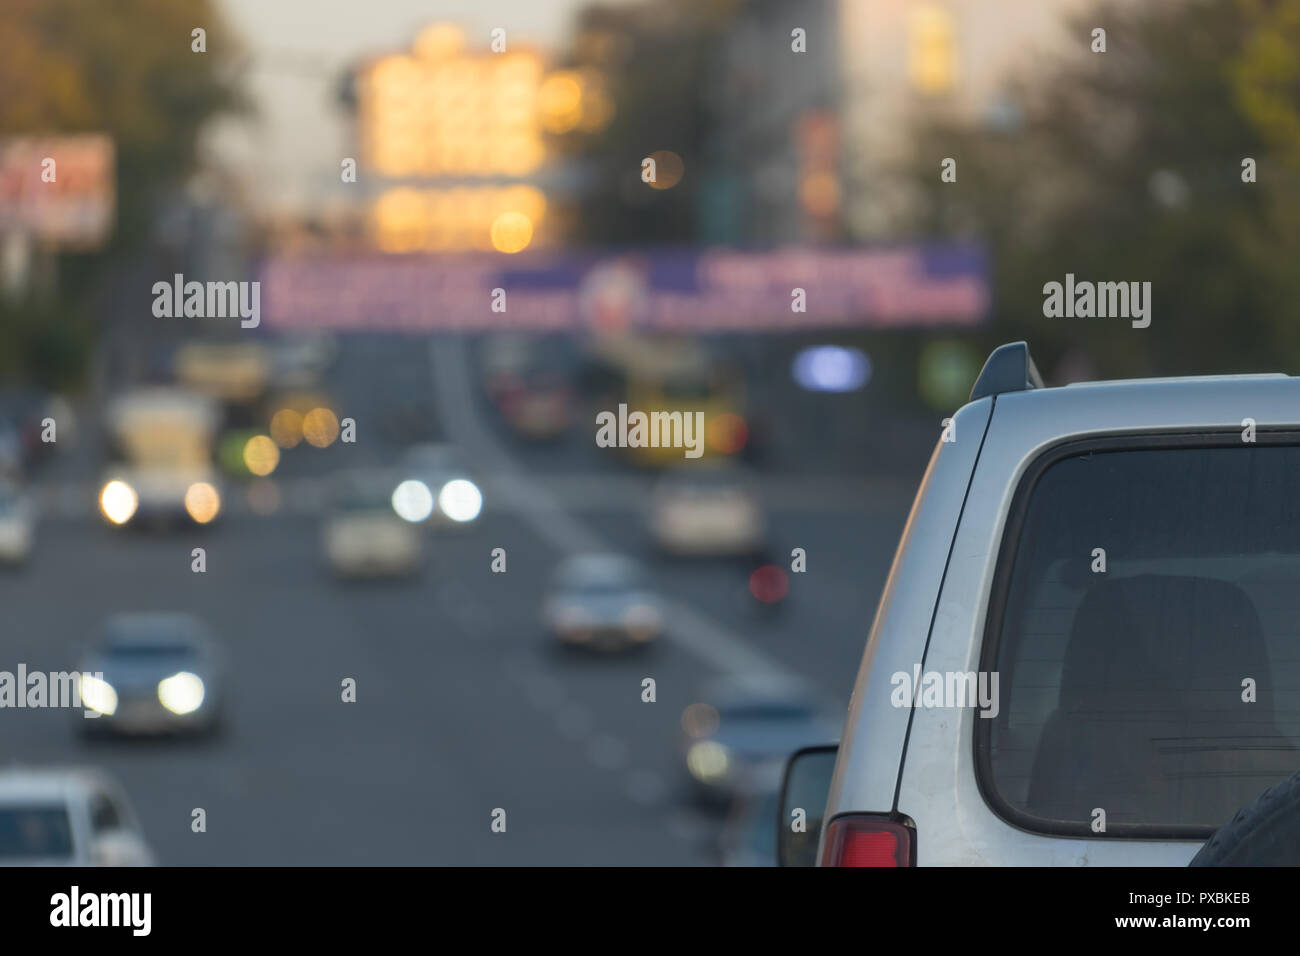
left=820, top=816, right=915, bottom=867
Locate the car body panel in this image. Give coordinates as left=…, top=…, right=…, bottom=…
left=828, top=373, right=1300, bottom=865
left=823, top=396, right=992, bottom=818
left=0, top=769, right=153, bottom=866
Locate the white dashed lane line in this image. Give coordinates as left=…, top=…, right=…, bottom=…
left=427, top=335, right=813, bottom=689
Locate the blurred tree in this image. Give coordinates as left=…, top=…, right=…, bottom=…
left=0, top=0, right=244, bottom=245
left=0, top=0, right=244, bottom=388
left=901, top=0, right=1300, bottom=379
left=553, top=0, right=741, bottom=244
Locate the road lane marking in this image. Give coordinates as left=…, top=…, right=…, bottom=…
left=427, top=335, right=805, bottom=688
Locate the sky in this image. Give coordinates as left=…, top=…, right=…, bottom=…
left=207, top=0, right=618, bottom=215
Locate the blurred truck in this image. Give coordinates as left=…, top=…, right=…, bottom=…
left=99, top=388, right=224, bottom=529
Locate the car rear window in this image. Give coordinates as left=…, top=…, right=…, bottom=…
left=979, top=437, right=1300, bottom=837
left=0, top=805, right=75, bottom=859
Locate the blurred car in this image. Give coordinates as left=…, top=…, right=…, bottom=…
left=648, top=464, right=765, bottom=557
left=481, top=334, right=535, bottom=403
left=321, top=471, right=422, bottom=579
left=481, top=334, right=576, bottom=440
left=718, top=766, right=783, bottom=867
left=173, top=341, right=271, bottom=413
left=498, top=374, right=575, bottom=441
left=680, top=674, right=840, bottom=806
left=0, top=483, right=34, bottom=565
left=396, top=443, right=484, bottom=528
left=79, top=613, right=224, bottom=737
left=543, top=553, right=664, bottom=651
left=99, top=388, right=224, bottom=529
left=0, top=768, right=154, bottom=866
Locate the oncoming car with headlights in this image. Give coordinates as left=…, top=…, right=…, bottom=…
left=78, top=613, right=224, bottom=737
left=395, top=443, right=484, bottom=528
left=99, top=388, right=223, bottom=529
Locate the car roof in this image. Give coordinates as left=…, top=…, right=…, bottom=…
left=101, top=613, right=208, bottom=648
left=0, top=768, right=108, bottom=804
left=982, top=373, right=1300, bottom=436
left=964, top=343, right=1300, bottom=439
left=972, top=341, right=1292, bottom=400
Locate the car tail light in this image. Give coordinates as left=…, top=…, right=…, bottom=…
left=820, top=815, right=915, bottom=867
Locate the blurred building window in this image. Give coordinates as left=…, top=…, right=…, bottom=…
left=908, top=4, right=957, bottom=95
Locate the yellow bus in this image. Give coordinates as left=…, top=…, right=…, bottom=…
left=589, top=334, right=749, bottom=468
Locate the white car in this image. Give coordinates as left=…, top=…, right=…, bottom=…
left=543, top=553, right=664, bottom=651
left=0, top=769, right=154, bottom=866
left=322, top=472, right=422, bottom=578
left=0, top=485, right=34, bottom=564
left=649, top=466, right=765, bottom=557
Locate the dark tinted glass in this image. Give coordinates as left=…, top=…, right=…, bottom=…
left=90, top=794, right=121, bottom=832
left=0, top=806, right=74, bottom=858
left=986, top=443, right=1300, bottom=834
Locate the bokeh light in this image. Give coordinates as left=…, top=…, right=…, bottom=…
left=681, top=702, right=720, bottom=738
left=437, top=478, right=483, bottom=522
left=538, top=71, right=584, bottom=133
left=302, top=408, right=340, bottom=447
left=749, top=565, right=789, bottom=603
left=792, top=345, right=872, bottom=393
left=270, top=408, right=304, bottom=448
left=184, top=482, right=221, bottom=524
left=99, top=480, right=138, bottom=525
left=918, top=340, right=982, bottom=410
left=646, top=149, right=685, bottom=190
left=392, top=479, right=435, bottom=523
left=707, top=413, right=748, bottom=455
left=490, top=211, right=534, bottom=253
left=242, top=435, right=280, bottom=477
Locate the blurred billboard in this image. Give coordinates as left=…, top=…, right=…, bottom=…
left=0, top=134, right=115, bottom=248
left=260, top=243, right=989, bottom=332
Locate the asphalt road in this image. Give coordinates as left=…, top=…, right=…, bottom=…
left=0, top=333, right=919, bottom=865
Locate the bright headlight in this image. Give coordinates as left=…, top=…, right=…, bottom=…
left=392, top=479, right=435, bottom=522
left=99, top=480, right=138, bottom=525
left=158, top=671, right=205, bottom=715
left=686, top=741, right=730, bottom=782
left=80, top=675, right=118, bottom=716
left=438, top=479, right=482, bottom=522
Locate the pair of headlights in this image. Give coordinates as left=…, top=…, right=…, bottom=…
left=391, top=478, right=482, bottom=524
left=81, top=672, right=206, bottom=717
left=99, top=480, right=221, bottom=525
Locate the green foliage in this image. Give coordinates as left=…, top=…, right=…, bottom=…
left=557, top=0, right=741, bottom=243
left=0, top=0, right=244, bottom=389
left=903, top=0, right=1300, bottom=379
